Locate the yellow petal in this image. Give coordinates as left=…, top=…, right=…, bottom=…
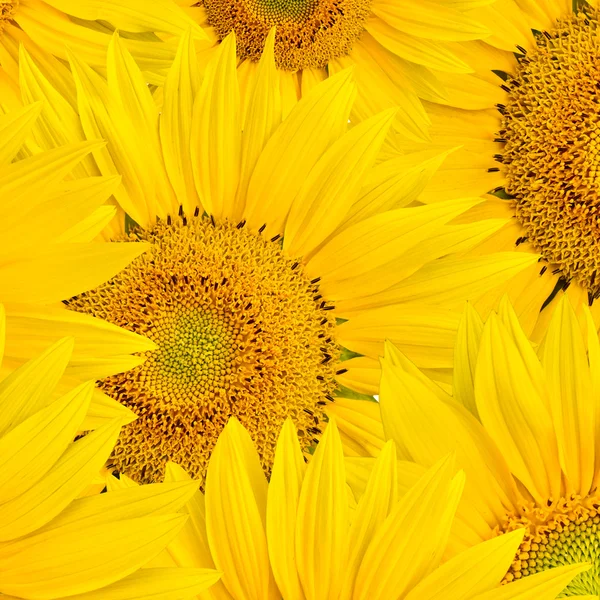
left=55, top=567, right=221, bottom=600
left=295, top=419, right=348, bottom=600
left=540, top=296, right=595, bottom=496
left=0, top=241, right=149, bottom=304
left=160, top=29, right=202, bottom=217
left=244, top=68, right=356, bottom=237
left=107, top=34, right=177, bottom=219
left=81, top=389, right=137, bottom=430
left=365, top=17, right=472, bottom=73
left=306, top=198, right=480, bottom=299
left=205, top=418, right=279, bottom=599
left=353, top=456, right=463, bottom=599
left=18, top=46, right=98, bottom=179
left=191, top=32, right=241, bottom=222
left=237, top=29, right=282, bottom=215
left=0, top=140, right=104, bottom=210
left=475, top=313, right=562, bottom=504
left=325, top=397, right=385, bottom=458
left=337, top=304, right=460, bottom=370
left=284, top=108, right=396, bottom=258
left=341, top=440, right=397, bottom=600
left=371, top=0, right=490, bottom=41
left=0, top=512, right=188, bottom=599
left=453, top=302, right=484, bottom=417
left=378, top=253, right=540, bottom=309
left=266, top=419, right=307, bottom=600
left=0, top=337, right=73, bottom=436
left=0, top=418, right=121, bottom=542
left=68, top=49, right=154, bottom=227
left=0, top=380, right=92, bottom=503
left=43, top=0, right=204, bottom=35
left=404, top=529, right=525, bottom=599
left=4, top=176, right=120, bottom=250
left=342, top=148, right=457, bottom=229
left=0, top=101, right=43, bottom=166
left=380, top=341, right=517, bottom=528
left=472, top=564, right=589, bottom=599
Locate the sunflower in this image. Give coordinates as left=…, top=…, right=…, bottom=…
left=0, top=103, right=161, bottom=430
left=106, top=415, right=588, bottom=599
left=16, top=27, right=537, bottom=485
left=390, top=0, right=600, bottom=338
left=374, top=295, right=600, bottom=596
left=0, top=304, right=221, bottom=600
left=0, top=0, right=204, bottom=91
left=171, top=0, right=496, bottom=143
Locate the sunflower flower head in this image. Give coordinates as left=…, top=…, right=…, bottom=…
left=378, top=295, right=600, bottom=597
left=394, top=0, right=600, bottom=334
left=0, top=305, right=220, bottom=599
left=499, top=10, right=600, bottom=299
left=20, top=25, right=534, bottom=486
left=134, top=415, right=588, bottom=600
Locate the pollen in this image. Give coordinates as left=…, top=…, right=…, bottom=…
left=67, top=215, right=339, bottom=486
left=201, top=0, right=371, bottom=70
left=497, top=12, right=600, bottom=299
left=499, top=495, right=600, bottom=596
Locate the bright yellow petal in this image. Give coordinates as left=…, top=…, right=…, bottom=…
left=371, top=0, right=490, bottom=41
left=0, top=337, right=73, bottom=436
left=0, top=511, right=188, bottom=598
left=244, top=68, right=355, bottom=237
left=0, top=417, right=121, bottom=542
left=306, top=198, right=480, bottom=299
left=341, top=440, right=397, bottom=600
left=295, top=419, right=348, bottom=600
left=160, top=29, right=202, bottom=217
left=266, top=419, right=307, bottom=600
left=56, top=567, right=222, bottom=600
left=475, top=313, right=562, bottom=504
left=205, top=418, right=279, bottom=600
left=342, top=148, right=457, bottom=229
left=353, top=456, right=463, bottom=600
left=284, top=108, right=396, bottom=257
left=191, top=32, right=241, bottom=222
left=0, top=241, right=148, bottom=305
left=42, top=0, right=205, bottom=36
left=0, top=380, right=92, bottom=503
left=0, top=101, right=43, bottom=166
left=107, top=34, right=177, bottom=218
left=472, top=564, right=589, bottom=599
left=539, top=296, right=595, bottom=496
left=380, top=341, right=517, bottom=529
left=404, top=529, right=525, bottom=599
left=237, top=29, right=282, bottom=215
left=453, top=302, right=484, bottom=417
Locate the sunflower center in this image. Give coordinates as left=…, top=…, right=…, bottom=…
left=0, top=1, right=17, bottom=31
left=66, top=215, right=339, bottom=486
left=500, top=495, right=600, bottom=595
left=201, top=0, right=371, bottom=70
left=498, top=12, right=600, bottom=299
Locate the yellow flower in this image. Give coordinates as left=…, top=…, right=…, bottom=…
left=392, top=0, right=600, bottom=339
left=172, top=0, right=493, bottom=143
left=0, top=0, right=203, bottom=95
left=0, top=305, right=220, bottom=600
left=0, top=103, right=159, bottom=427
left=114, top=416, right=587, bottom=600
left=376, top=295, right=600, bottom=596
left=18, top=28, right=538, bottom=487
